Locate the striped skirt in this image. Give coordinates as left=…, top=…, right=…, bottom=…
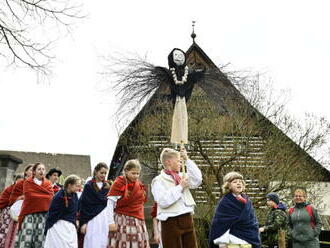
left=0, top=207, right=11, bottom=248
left=14, top=212, right=47, bottom=248
left=4, top=219, right=18, bottom=248
left=108, top=213, right=150, bottom=248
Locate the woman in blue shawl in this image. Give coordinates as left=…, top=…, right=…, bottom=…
left=78, top=162, right=111, bottom=248
left=209, top=172, right=261, bottom=248
left=44, top=175, right=81, bottom=248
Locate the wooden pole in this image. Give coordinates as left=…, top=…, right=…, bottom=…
left=180, top=142, right=186, bottom=176
left=278, top=229, right=286, bottom=248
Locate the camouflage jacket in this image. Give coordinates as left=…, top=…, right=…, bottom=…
left=264, top=205, right=288, bottom=246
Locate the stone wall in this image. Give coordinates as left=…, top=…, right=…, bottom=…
left=0, top=150, right=91, bottom=182
left=0, top=154, right=22, bottom=190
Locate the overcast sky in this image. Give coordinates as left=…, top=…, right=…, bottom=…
left=1, top=0, right=329, bottom=170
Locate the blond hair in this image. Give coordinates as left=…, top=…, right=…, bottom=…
left=160, top=148, right=180, bottom=167
left=123, top=159, right=141, bottom=172
left=64, top=174, right=81, bottom=190
left=294, top=188, right=307, bottom=197
left=222, top=171, right=245, bottom=194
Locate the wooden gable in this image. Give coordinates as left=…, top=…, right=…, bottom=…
left=108, top=42, right=330, bottom=204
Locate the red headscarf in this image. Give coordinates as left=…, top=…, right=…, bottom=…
left=108, top=176, right=147, bottom=220
left=18, top=177, right=53, bottom=230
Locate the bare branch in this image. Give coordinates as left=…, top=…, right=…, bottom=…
left=0, top=0, right=84, bottom=76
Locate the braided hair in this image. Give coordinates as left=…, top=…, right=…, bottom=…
left=63, top=174, right=81, bottom=207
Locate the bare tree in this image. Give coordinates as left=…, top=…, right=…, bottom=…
left=0, top=0, right=83, bottom=75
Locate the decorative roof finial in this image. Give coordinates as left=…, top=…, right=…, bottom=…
left=191, top=20, right=196, bottom=43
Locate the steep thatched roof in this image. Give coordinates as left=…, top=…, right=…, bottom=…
left=109, top=41, right=330, bottom=181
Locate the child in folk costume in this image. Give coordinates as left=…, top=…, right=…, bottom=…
left=46, top=168, right=63, bottom=194
left=14, top=162, right=54, bottom=248
left=78, top=163, right=111, bottom=248
left=151, top=147, right=202, bottom=248
left=5, top=165, right=33, bottom=248
left=44, top=175, right=81, bottom=248
left=107, top=159, right=149, bottom=248
left=209, top=172, right=261, bottom=248
left=0, top=175, right=23, bottom=247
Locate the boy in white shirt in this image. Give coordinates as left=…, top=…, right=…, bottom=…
left=151, top=147, right=202, bottom=248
